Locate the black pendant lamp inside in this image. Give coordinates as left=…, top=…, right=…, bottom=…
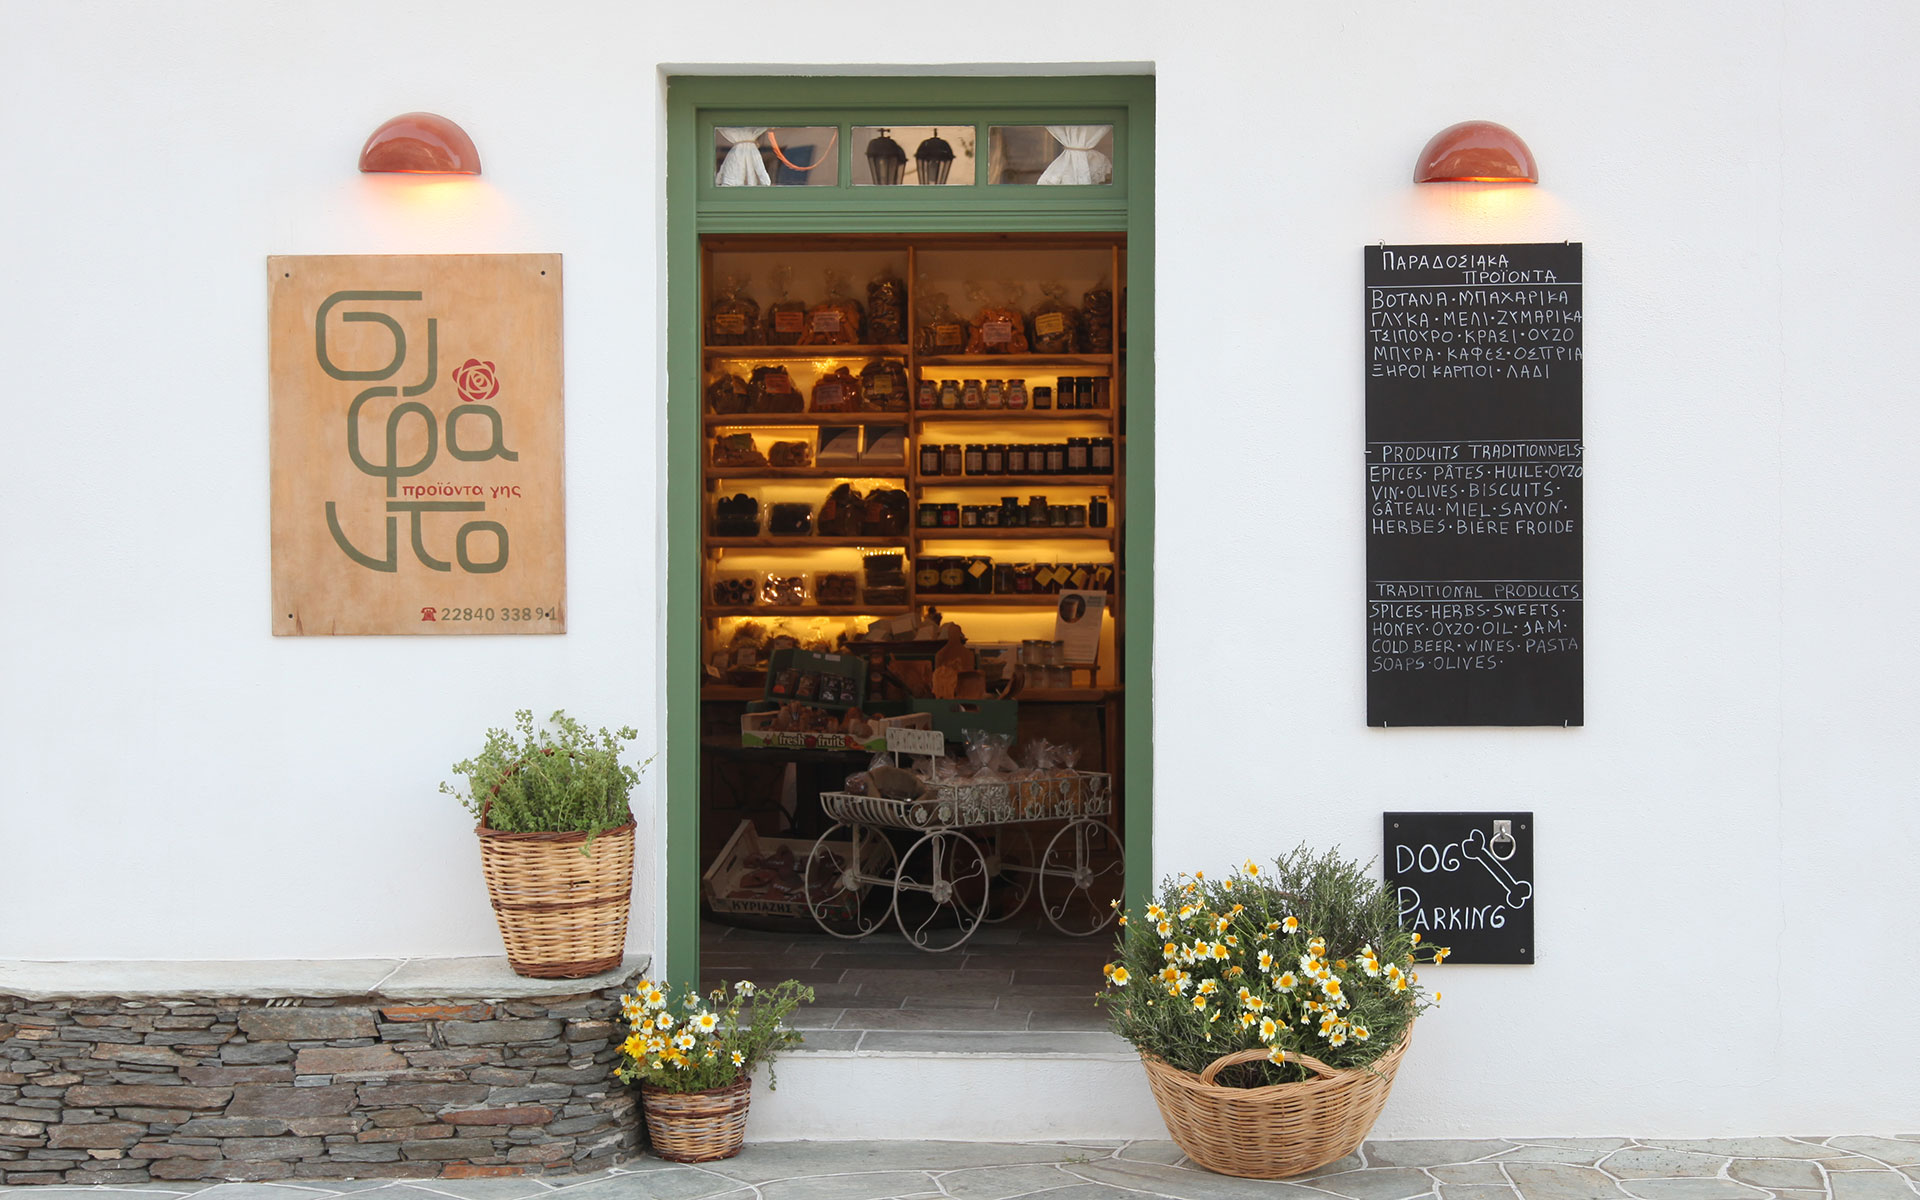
left=866, top=128, right=907, bottom=186
left=914, top=129, right=955, bottom=185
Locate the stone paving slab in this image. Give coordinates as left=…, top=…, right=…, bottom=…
left=4, top=1136, right=1918, bottom=1199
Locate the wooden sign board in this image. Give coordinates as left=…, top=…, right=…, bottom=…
left=269, top=254, right=565, bottom=635
left=1382, top=811, right=1534, bottom=964
left=1365, top=244, right=1583, bottom=725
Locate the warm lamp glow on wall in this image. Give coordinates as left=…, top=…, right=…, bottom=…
left=1415, top=120, right=1537, bottom=184
left=358, top=112, right=482, bottom=175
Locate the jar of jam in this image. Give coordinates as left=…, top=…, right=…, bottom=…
left=920, top=442, right=943, bottom=475
left=1090, top=436, right=1113, bottom=474
left=1001, top=496, right=1022, bottom=527
left=916, top=557, right=942, bottom=592
left=960, top=504, right=979, bottom=528
left=940, top=557, right=967, bottom=592
left=1092, top=376, right=1111, bottom=409
left=1028, top=495, right=1049, bottom=526
left=1013, top=563, right=1036, bottom=593
left=1089, top=494, right=1109, bottom=528
left=1006, top=444, right=1028, bottom=475
left=1049, top=504, right=1069, bottom=528
left=981, top=504, right=1000, bottom=528
left=1068, top=504, right=1087, bottom=527
left=1045, top=444, right=1067, bottom=474
left=939, top=503, right=960, bottom=528
left=984, top=444, right=1005, bottom=475
left=961, top=379, right=984, bottom=409
left=917, top=379, right=938, bottom=410
left=917, top=502, right=940, bottom=528
left=1066, top=438, right=1089, bottom=474
left=985, top=379, right=1004, bottom=408
left=939, top=379, right=961, bottom=410
left=1007, top=379, right=1028, bottom=410
left=965, top=555, right=994, bottom=593
left=942, top=443, right=964, bottom=476
left=994, top=563, right=1016, bottom=593
left=1032, top=385, right=1053, bottom=411
left=1055, top=377, right=1075, bottom=410
left=964, top=443, right=985, bottom=475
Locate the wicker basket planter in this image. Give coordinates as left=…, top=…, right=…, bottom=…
left=476, top=812, right=634, bottom=979
left=639, top=1076, right=751, bottom=1162
left=1138, top=1028, right=1412, bottom=1179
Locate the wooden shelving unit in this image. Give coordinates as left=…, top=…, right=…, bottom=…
left=698, top=234, right=1125, bottom=637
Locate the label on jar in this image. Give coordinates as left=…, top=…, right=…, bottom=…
left=1091, top=443, right=1112, bottom=470
left=713, top=313, right=748, bottom=334
left=934, top=323, right=964, bottom=348
left=917, top=566, right=940, bottom=588
left=1034, top=312, right=1067, bottom=337
left=1067, top=445, right=1089, bottom=470
left=917, top=383, right=938, bottom=409
left=982, top=319, right=1013, bottom=346
left=941, top=566, right=966, bottom=587
left=773, top=310, right=805, bottom=333
left=968, top=561, right=989, bottom=579
left=1071, top=568, right=1091, bottom=588
left=811, top=310, right=843, bottom=333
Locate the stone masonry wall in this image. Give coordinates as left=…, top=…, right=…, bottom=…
left=0, top=981, right=640, bottom=1185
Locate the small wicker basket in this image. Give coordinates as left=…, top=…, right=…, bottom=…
left=1138, top=1029, right=1411, bottom=1179
left=476, top=811, right=633, bottom=979
left=639, top=1077, right=751, bottom=1162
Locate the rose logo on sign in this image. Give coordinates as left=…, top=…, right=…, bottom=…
left=316, top=292, right=519, bottom=575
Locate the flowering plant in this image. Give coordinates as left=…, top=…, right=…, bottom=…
left=1101, top=845, right=1446, bottom=1086
left=613, top=978, right=814, bottom=1094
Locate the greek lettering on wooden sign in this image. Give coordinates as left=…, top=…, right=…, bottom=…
left=268, top=255, right=565, bottom=635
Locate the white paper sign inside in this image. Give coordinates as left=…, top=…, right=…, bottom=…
left=886, top=725, right=947, bottom=757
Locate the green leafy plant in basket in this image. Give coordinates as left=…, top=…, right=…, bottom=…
left=1101, top=844, right=1447, bottom=1087
left=440, top=709, right=647, bottom=849
left=614, top=978, right=815, bottom=1093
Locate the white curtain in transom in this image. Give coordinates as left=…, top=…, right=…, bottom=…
left=1038, top=126, right=1112, bottom=185
left=715, top=127, right=770, bottom=187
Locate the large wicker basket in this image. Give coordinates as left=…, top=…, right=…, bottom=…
left=639, top=1077, right=751, bottom=1162
left=476, top=811, right=634, bottom=979
left=1139, top=1029, right=1411, bottom=1179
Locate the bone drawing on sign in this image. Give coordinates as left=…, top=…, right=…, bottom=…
left=1461, top=826, right=1532, bottom=909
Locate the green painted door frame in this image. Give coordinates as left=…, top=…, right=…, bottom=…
left=664, top=74, right=1155, bottom=986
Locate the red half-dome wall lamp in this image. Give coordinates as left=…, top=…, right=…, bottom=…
left=359, top=112, right=482, bottom=175
left=1414, top=120, right=1537, bottom=184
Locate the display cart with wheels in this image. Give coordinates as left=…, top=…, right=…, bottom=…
left=805, top=770, right=1123, bottom=952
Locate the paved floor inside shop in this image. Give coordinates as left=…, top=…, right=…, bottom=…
left=15, top=1136, right=1918, bottom=1199
left=699, top=915, right=1114, bottom=1051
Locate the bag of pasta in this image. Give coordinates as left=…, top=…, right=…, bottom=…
left=917, top=291, right=969, bottom=355
left=799, top=269, right=864, bottom=345
left=966, top=282, right=1029, bottom=354
left=764, top=264, right=806, bottom=345
left=707, top=275, right=759, bottom=346
left=704, top=372, right=750, bottom=415
left=858, top=359, right=909, bottom=411
left=1028, top=281, right=1077, bottom=353
left=1079, top=279, right=1115, bottom=352
left=866, top=270, right=908, bottom=344
left=747, top=365, right=801, bottom=412
left=810, top=366, right=861, bottom=413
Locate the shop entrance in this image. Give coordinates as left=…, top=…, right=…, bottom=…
left=664, top=78, right=1155, bottom=1048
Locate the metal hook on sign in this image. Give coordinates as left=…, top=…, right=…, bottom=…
left=1489, top=819, right=1516, bottom=861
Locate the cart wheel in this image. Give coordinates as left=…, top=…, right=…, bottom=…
left=804, top=823, right=897, bottom=939
left=1038, top=818, right=1125, bottom=936
left=892, top=829, right=988, bottom=953
left=979, top=825, right=1036, bottom=923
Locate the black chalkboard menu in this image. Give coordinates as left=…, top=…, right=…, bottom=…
left=1383, top=811, right=1534, bottom=965
left=1366, top=243, right=1583, bottom=726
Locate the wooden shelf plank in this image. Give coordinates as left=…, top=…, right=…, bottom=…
left=909, top=409, right=1113, bottom=422
left=918, top=354, right=1114, bottom=369
left=913, top=527, right=1114, bottom=542
left=919, top=594, right=1114, bottom=608
left=914, top=474, right=1114, bottom=487
left=704, top=412, right=908, bottom=427
left=705, top=466, right=909, bottom=480
left=707, top=536, right=911, bottom=549
left=705, top=344, right=910, bottom=361
left=705, top=605, right=911, bottom=619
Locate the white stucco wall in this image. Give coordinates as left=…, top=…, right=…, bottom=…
left=3, top=1, right=1914, bottom=1137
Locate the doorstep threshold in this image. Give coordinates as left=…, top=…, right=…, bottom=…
left=791, top=1028, right=1136, bottom=1058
